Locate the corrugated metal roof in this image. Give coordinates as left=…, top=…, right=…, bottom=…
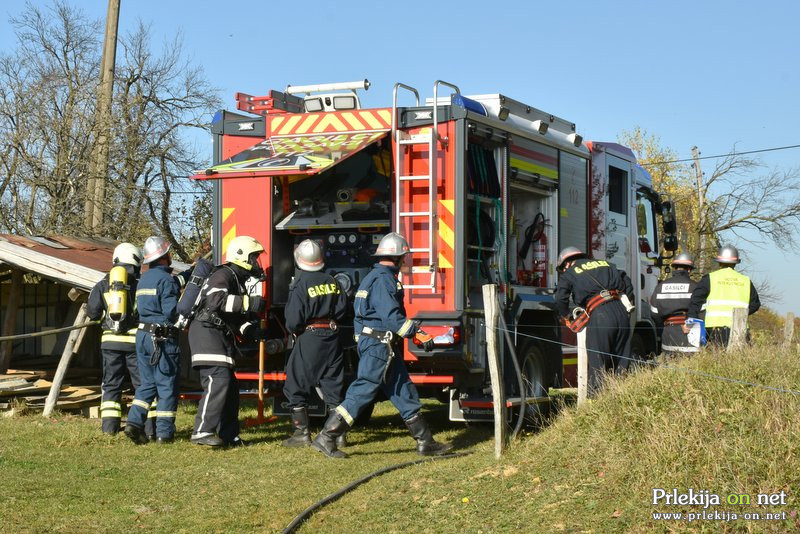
left=0, top=235, right=190, bottom=291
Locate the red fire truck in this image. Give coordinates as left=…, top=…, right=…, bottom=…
left=193, top=79, right=678, bottom=421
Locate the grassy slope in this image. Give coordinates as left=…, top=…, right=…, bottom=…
left=1, top=346, right=798, bottom=533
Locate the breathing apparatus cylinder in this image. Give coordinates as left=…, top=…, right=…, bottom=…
left=106, top=266, right=128, bottom=329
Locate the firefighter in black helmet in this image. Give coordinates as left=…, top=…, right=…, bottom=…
left=554, top=247, right=635, bottom=391
left=650, top=252, right=698, bottom=354
left=281, top=239, right=348, bottom=448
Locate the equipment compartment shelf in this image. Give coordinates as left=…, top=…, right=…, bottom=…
left=275, top=209, right=390, bottom=230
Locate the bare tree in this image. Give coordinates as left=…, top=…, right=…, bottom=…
left=0, top=1, right=217, bottom=260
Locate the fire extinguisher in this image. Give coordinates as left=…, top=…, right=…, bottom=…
left=532, top=231, right=547, bottom=287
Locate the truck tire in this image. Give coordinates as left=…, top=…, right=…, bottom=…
left=514, top=340, right=551, bottom=424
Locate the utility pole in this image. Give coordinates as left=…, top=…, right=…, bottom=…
left=690, top=146, right=707, bottom=273
left=84, top=0, right=121, bottom=233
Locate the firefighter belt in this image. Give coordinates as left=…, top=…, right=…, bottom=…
left=566, top=290, right=621, bottom=333
left=663, top=312, right=688, bottom=326
left=306, top=319, right=338, bottom=332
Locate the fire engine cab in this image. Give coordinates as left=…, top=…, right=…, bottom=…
left=193, top=79, right=678, bottom=422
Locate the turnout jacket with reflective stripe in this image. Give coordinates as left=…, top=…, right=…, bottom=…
left=688, top=267, right=760, bottom=327
left=554, top=258, right=635, bottom=318
left=189, top=265, right=254, bottom=368
left=285, top=270, right=348, bottom=334
left=353, top=263, right=418, bottom=338
left=136, top=264, right=182, bottom=325
left=87, top=266, right=140, bottom=349
left=650, top=270, right=696, bottom=319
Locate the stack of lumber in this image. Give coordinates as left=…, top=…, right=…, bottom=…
left=0, top=370, right=100, bottom=412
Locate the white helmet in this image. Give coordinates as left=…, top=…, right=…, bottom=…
left=556, top=246, right=585, bottom=271
left=112, top=243, right=143, bottom=267
left=226, top=235, right=264, bottom=271
left=142, top=236, right=171, bottom=264
left=294, top=239, right=324, bottom=272
left=715, top=244, right=741, bottom=265
left=672, top=252, right=695, bottom=269
left=374, top=232, right=410, bottom=258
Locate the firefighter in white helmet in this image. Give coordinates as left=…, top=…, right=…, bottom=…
left=311, top=232, right=452, bottom=458
left=685, top=244, right=760, bottom=347
left=124, top=237, right=193, bottom=444
left=554, top=246, right=635, bottom=392
left=281, top=239, right=348, bottom=448
left=650, top=253, right=699, bottom=354
left=87, top=243, right=155, bottom=437
left=189, top=235, right=266, bottom=448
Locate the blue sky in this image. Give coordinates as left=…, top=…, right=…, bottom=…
left=2, top=1, right=799, bottom=314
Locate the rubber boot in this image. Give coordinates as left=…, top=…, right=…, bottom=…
left=311, top=411, right=350, bottom=458
left=282, top=406, right=312, bottom=448
left=123, top=423, right=150, bottom=445
left=404, top=414, right=453, bottom=456
left=327, top=406, right=347, bottom=448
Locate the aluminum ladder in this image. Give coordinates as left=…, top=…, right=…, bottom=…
left=391, top=80, right=460, bottom=291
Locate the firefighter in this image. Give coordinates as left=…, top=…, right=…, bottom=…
left=189, top=235, right=266, bottom=448
left=87, top=243, right=154, bottom=436
left=124, top=236, right=187, bottom=445
left=282, top=239, right=348, bottom=448
left=554, top=247, right=635, bottom=391
left=685, top=244, right=760, bottom=347
left=650, top=253, right=698, bottom=355
left=311, top=232, right=452, bottom=459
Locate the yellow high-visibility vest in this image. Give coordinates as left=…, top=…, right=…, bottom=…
left=704, top=268, right=750, bottom=328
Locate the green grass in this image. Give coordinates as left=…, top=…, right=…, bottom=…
left=2, top=345, right=799, bottom=533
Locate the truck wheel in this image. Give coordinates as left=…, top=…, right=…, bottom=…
left=515, top=340, right=551, bottom=424
left=629, top=331, right=652, bottom=369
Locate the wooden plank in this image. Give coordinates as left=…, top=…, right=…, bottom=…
left=42, top=303, right=88, bottom=417
left=482, top=284, right=506, bottom=459
left=0, top=268, right=23, bottom=373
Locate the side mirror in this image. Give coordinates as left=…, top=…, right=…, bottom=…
left=659, top=196, right=677, bottom=236
left=663, top=235, right=678, bottom=252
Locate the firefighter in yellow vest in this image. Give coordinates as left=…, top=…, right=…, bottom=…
left=685, top=244, right=760, bottom=347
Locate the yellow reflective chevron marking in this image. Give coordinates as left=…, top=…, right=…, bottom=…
left=440, top=199, right=455, bottom=216
left=222, top=225, right=237, bottom=258
left=222, top=207, right=234, bottom=223
left=438, top=252, right=454, bottom=269
left=341, top=112, right=366, bottom=131
left=278, top=115, right=303, bottom=135
left=439, top=219, right=454, bottom=249
left=270, top=115, right=285, bottom=132
left=296, top=114, right=319, bottom=134
left=377, top=109, right=392, bottom=124
left=314, top=114, right=347, bottom=132
left=359, top=111, right=383, bottom=130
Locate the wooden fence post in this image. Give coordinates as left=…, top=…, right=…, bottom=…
left=783, top=312, right=795, bottom=348
left=577, top=329, right=588, bottom=406
left=727, top=307, right=748, bottom=351
left=482, top=284, right=506, bottom=459
left=43, top=303, right=88, bottom=417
